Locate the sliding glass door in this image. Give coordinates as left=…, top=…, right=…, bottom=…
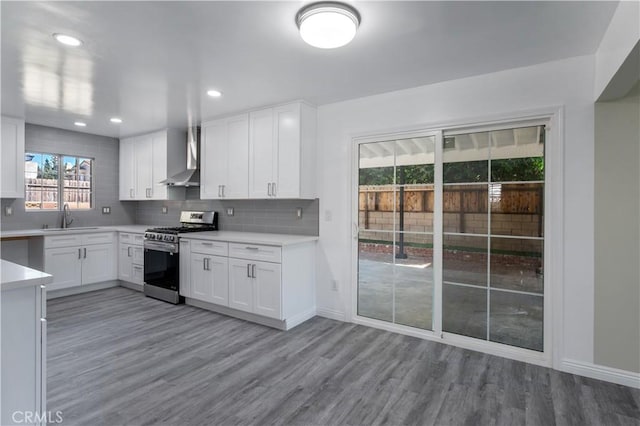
left=356, top=123, right=546, bottom=353
left=357, top=135, right=436, bottom=330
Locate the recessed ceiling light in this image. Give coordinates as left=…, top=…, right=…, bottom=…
left=296, top=2, right=360, bottom=49
left=207, top=89, right=223, bottom=98
left=74, top=121, right=87, bottom=127
left=53, top=33, right=83, bottom=47
left=110, top=117, right=123, bottom=123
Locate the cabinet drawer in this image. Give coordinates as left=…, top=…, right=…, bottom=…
left=132, top=264, right=144, bottom=285
left=119, top=232, right=144, bottom=245
left=229, top=243, right=281, bottom=263
left=44, top=235, right=82, bottom=249
left=81, top=232, right=115, bottom=246
left=132, top=246, right=144, bottom=264
left=189, top=240, right=228, bottom=257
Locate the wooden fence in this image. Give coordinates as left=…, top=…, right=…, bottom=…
left=359, top=183, right=544, bottom=237
left=25, top=178, right=91, bottom=209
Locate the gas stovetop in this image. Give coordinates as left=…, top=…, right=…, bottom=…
left=144, top=210, right=218, bottom=243
left=147, top=226, right=217, bottom=235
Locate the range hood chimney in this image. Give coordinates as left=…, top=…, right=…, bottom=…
left=161, top=127, right=200, bottom=187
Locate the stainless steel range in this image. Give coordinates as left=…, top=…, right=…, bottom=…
left=143, top=210, right=218, bottom=304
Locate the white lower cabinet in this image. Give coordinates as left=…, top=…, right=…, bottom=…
left=228, top=258, right=254, bottom=313
left=118, top=233, right=144, bottom=285
left=191, top=253, right=229, bottom=306
left=82, top=244, right=116, bottom=284
left=1, top=277, right=47, bottom=426
left=183, top=237, right=315, bottom=329
left=44, top=233, right=116, bottom=291
left=252, top=261, right=282, bottom=319
left=43, top=246, right=83, bottom=290
left=229, top=258, right=281, bottom=319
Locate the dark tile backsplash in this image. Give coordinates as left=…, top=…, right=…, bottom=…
left=135, top=191, right=319, bottom=236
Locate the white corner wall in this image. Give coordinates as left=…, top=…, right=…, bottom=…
left=594, top=85, right=640, bottom=373
left=594, top=1, right=640, bottom=100
left=315, top=54, right=596, bottom=366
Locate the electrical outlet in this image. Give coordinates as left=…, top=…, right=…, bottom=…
left=332, top=280, right=338, bottom=291
left=101, top=206, right=111, bottom=214
left=226, top=207, right=234, bottom=216
left=162, top=206, right=168, bottom=214
left=296, top=207, right=303, bottom=219
left=4, top=206, right=12, bottom=216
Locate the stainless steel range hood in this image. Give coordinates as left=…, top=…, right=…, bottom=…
left=161, top=127, right=200, bottom=187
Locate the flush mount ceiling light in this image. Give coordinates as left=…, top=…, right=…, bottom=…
left=74, top=121, right=87, bottom=127
left=53, top=33, right=83, bottom=47
left=207, top=89, right=222, bottom=98
left=110, top=117, right=123, bottom=123
left=296, top=2, right=360, bottom=49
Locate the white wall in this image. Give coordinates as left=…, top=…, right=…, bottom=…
left=594, top=1, right=640, bottom=100
left=594, top=84, right=640, bottom=373
left=315, top=55, right=596, bottom=365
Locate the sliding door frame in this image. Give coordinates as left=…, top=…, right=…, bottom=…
left=350, top=107, right=564, bottom=369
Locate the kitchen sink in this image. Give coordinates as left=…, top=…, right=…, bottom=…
left=43, top=227, right=100, bottom=232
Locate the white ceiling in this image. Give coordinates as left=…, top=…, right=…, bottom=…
left=1, top=1, right=618, bottom=139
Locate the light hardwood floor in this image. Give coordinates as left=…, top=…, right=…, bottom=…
left=48, top=287, right=639, bottom=426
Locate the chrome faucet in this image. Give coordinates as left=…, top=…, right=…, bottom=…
left=61, top=203, right=74, bottom=229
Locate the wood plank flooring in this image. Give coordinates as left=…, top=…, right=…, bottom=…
left=48, top=287, right=640, bottom=426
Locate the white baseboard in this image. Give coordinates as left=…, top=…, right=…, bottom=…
left=119, top=280, right=143, bottom=292
left=285, top=307, right=317, bottom=330
left=561, top=359, right=640, bottom=389
left=316, top=307, right=346, bottom=322
left=47, top=280, right=119, bottom=299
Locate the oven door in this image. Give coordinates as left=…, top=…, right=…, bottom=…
left=144, top=242, right=179, bottom=291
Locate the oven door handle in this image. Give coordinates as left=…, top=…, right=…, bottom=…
left=144, top=241, right=179, bottom=253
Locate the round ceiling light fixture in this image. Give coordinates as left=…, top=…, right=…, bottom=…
left=207, top=89, right=223, bottom=98
left=74, top=121, right=87, bottom=127
left=110, top=117, right=123, bottom=124
left=53, top=33, right=83, bottom=47
left=296, top=2, right=360, bottom=49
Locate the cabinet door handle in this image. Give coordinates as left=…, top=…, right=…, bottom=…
left=267, top=182, right=272, bottom=196
left=78, top=248, right=82, bottom=259
left=251, top=264, right=256, bottom=278
left=128, top=246, right=132, bottom=257
left=245, top=246, right=259, bottom=250
left=84, top=248, right=87, bottom=258
left=272, top=182, right=276, bottom=197
left=130, top=188, right=134, bottom=198
left=201, top=242, right=213, bottom=246
left=218, top=185, right=221, bottom=197
left=247, top=264, right=251, bottom=278
left=222, top=185, right=225, bottom=197
left=203, top=258, right=207, bottom=271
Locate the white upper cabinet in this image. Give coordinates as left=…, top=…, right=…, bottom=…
left=201, top=101, right=316, bottom=200
left=200, top=114, right=249, bottom=200
left=248, top=102, right=316, bottom=199
left=119, top=137, right=136, bottom=200
left=248, top=109, right=275, bottom=198
left=119, top=129, right=186, bottom=200
left=1, top=116, right=25, bottom=198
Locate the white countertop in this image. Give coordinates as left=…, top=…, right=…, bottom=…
left=1, top=226, right=318, bottom=246
left=1, top=225, right=151, bottom=239
left=180, top=231, right=318, bottom=246
left=1, top=259, right=52, bottom=291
